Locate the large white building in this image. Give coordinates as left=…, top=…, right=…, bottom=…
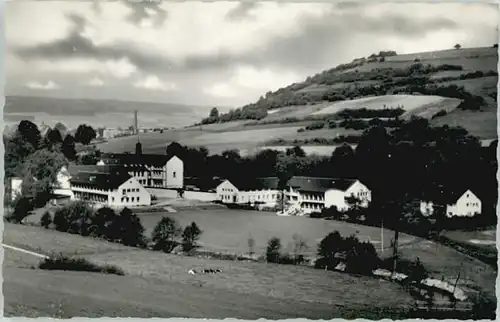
left=216, top=176, right=371, bottom=215
left=420, top=189, right=482, bottom=218
left=98, top=142, right=184, bottom=189
left=68, top=165, right=151, bottom=207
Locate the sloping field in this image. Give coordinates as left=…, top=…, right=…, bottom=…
left=312, top=95, right=454, bottom=116
left=260, top=103, right=328, bottom=122
left=401, top=97, right=462, bottom=120
left=134, top=208, right=416, bottom=257
left=431, top=108, right=497, bottom=139
left=341, top=47, right=497, bottom=74
left=4, top=223, right=416, bottom=318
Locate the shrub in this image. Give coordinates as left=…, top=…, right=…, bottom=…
left=266, top=237, right=282, bottom=263
left=152, top=216, right=181, bottom=253
left=305, top=121, right=325, bottom=131
left=181, top=222, right=203, bottom=252
left=39, top=254, right=124, bottom=276
left=40, top=211, right=52, bottom=228
left=8, top=197, right=34, bottom=224
left=247, top=236, right=255, bottom=256
left=52, top=201, right=94, bottom=235
left=431, top=110, right=447, bottom=119
left=344, top=241, right=380, bottom=275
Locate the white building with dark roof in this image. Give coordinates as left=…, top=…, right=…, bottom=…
left=420, top=189, right=482, bottom=218
left=68, top=165, right=151, bottom=207
left=216, top=176, right=371, bottom=215
left=98, top=142, right=184, bottom=189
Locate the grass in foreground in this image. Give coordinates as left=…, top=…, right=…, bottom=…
left=38, top=254, right=125, bottom=276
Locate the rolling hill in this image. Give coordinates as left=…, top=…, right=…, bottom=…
left=97, top=46, right=497, bottom=156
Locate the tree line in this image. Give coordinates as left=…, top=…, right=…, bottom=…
left=4, top=120, right=98, bottom=211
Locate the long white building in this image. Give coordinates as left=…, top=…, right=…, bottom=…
left=216, top=176, right=372, bottom=215
left=68, top=165, right=151, bottom=207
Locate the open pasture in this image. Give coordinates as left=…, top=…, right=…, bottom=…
left=431, top=108, right=497, bottom=139
left=135, top=208, right=416, bottom=257
left=341, top=47, right=497, bottom=74
left=443, top=229, right=496, bottom=249
left=4, top=223, right=416, bottom=317
left=312, top=95, right=451, bottom=116
left=401, top=97, right=462, bottom=120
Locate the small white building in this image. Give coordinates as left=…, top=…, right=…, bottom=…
left=446, top=189, right=482, bottom=217
left=419, top=189, right=482, bottom=218
left=324, top=179, right=372, bottom=212
left=7, top=177, right=23, bottom=202
left=216, top=179, right=240, bottom=203
left=165, top=155, right=184, bottom=189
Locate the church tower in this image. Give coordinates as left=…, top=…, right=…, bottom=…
left=135, top=140, right=142, bottom=156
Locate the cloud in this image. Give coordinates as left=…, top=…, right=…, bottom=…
left=5, top=1, right=498, bottom=106
left=87, top=77, right=104, bottom=87
left=133, top=75, right=177, bottom=91
left=204, top=65, right=300, bottom=99
left=204, top=83, right=236, bottom=98
left=26, top=80, right=60, bottom=90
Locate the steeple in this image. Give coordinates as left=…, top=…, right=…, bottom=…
left=135, top=137, right=142, bottom=156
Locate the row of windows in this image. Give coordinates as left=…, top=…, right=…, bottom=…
left=466, top=202, right=479, bottom=207
left=122, top=188, right=140, bottom=195
left=111, top=196, right=141, bottom=203
left=221, top=188, right=234, bottom=192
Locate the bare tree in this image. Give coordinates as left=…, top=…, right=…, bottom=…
left=292, top=233, right=309, bottom=264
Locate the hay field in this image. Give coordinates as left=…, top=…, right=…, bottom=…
left=312, top=95, right=453, bottom=116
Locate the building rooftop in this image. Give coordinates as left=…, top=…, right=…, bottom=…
left=100, top=152, right=177, bottom=167
left=69, top=170, right=132, bottom=190
left=226, top=176, right=360, bottom=193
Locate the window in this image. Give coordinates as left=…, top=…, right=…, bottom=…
left=173, top=171, right=176, bottom=178
left=112, top=197, right=115, bottom=202
left=122, top=189, right=126, bottom=195
left=137, top=197, right=140, bottom=202
left=131, top=197, right=135, bottom=202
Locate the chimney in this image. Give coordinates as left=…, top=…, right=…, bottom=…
left=134, top=110, right=138, bottom=134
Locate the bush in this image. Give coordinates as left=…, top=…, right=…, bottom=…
left=431, top=110, right=447, bottom=119
left=305, top=121, right=325, bottom=131
left=40, top=211, right=52, bottom=228
left=8, top=197, right=34, bottom=224
left=380, top=257, right=428, bottom=282
left=39, top=254, right=124, bottom=276
left=344, top=241, right=380, bottom=275
left=52, top=201, right=94, bottom=235
left=266, top=237, right=282, bottom=263
left=181, top=222, right=203, bottom=252
left=152, top=216, right=181, bottom=253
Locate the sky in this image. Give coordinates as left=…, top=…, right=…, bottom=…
left=5, top=1, right=499, bottom=108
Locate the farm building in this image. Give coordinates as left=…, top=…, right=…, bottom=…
left=98, top=142, right=184, bottom=189
left=69, top=165, right=151, bottom=207
left=216, top=176, right=371, bottom=215
left=420, top=189, right=482, bottom=218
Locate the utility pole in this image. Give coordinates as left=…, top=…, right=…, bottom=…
left=381, top=218, right=384, bottom=253
left=392, top=229, right=399, bottom=274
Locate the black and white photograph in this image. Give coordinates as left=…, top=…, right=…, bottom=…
left=2, top=0, right=498, bottom=319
